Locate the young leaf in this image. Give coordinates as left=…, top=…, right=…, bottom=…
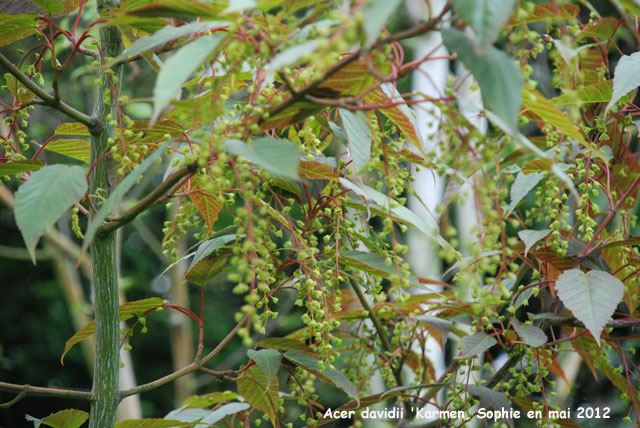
left=507, top=171, right=544, bottom=214
left=552, top=81, right=612, bottom=105
left=187, top=175, right=222, bottom=234
left=43, top=139, right=90, bottom=163
left=555, top=269, right=624, bottom=346
left=258, top=337, right=315, bottom=354
left=0, top=159, right=44, bottom=177
left=512, top=319, right=547, bottom=347
left=518, top=229, right=551, bottom=257
left=265, top=40, right=318, bottom=74
left=224, top=138, right=300, bottom=181
left=362, top=0, right=400, bottom=47
left=522, top=88, right=585, bottom=144
left=115, top=420, right=193, bottom=428
left=442, top=28, right=523, bottom=131
left=61, top=298, right=165, bottom=364
left=459, top=332, right=497, bottom=358
left=113, top=21, right=229, bottom=64
left=15, top=165, right=88, bottom=263
left=189, top=234, right=236, bottom=268
left=181, top=391, right=238, bottom=409
left=152, top=34, right=224, bottom=122
left=364, top=84, right=421, bottom=149
left=340, top=109, right=372, bottom=173
left=508, top=2, right=579, bottom=25
left=237, top=365, right=279, bottom=427
left=39, top=409, right=88, bottom=428
left=55, top=122, right=90, bottom=136
left=83, top=140, right=170, bottom=252
left=607, top=52, right=640, bottom=113
left=451, top=0, right=515, bottom=50
left=199, top=403, right=250, bottom=424
left=284, top=350, right=359, bottom=404
left=247, top=349, right=282, bottom=385
left=0, top=14, right=39, bottom=47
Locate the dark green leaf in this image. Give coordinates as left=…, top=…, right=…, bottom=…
left=237, top=365, right=279, bottom=426
left=115, top=419, right=193, bottom=428
left=518, top=229, right=551, bottom=257
left=284, top=350, right=359, bottom=404
left=507, top=171, right=544, bottom=214
left=152, top=34, right=224, bottom=121
left=15, top=165, right=87, bottom=263
left=607, top=52, right=640, bottom=113
left=113, top=21, right=229, bottom=64
left=442, top=28, right=523, bottom=130
left=224, top=138, right=300, bottom=181
left=555, top=269, right=624, bottom=346
left=0, top=159, right=44, bottom=177
left=512, top=319, right=547, bottom=347
left=459, top=332, right=497, bottom=358
left=247, top=349, right=282, bottom=385
left=362, top=0, right=400, bottom=47
left=451, top=0, right=515, bottom=50
left=340, top=109, right=371, bottom=172
left=258, top=337, right=314, bottom=354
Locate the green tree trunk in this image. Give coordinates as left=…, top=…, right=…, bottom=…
left=88, top=1, right=123, bottom=426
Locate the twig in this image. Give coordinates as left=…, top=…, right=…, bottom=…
left=0, top=382, right=93, bottom=406
left=96, top=162, right=199, bottom=237
left=120, top=313, right=250, bottom=399
left=0, top=53, right=99, bottom=130
left=260, top=4, right=451, bottom=126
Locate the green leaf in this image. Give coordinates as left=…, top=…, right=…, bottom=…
left=555, top=269, right=624, bottom=346
left=55, top=122, right=90, bottom=136
left=224, top=138, right=300, bottom=181
left=82, top=140, right=170, bottom=253
left=30, top=0, right=63, bottom=14
left=506, top=171, right=544, bottom=214
left=115, top=419, right=193, bottom=428
left=553, top=81, right=612, bottom=105
left=459, top=332, right=497, bottom=358
left=189, top=234, right=236, bottom=268
left=512, top=319, right=547, bottom=347
left=237, top=365, right=279, bottom=427
left=258, top=337, right=314, bottom=354
left=451, top=0, right=515, bottom=50
left=508, top=2, right=579, bottom=25
left=442, top=28, right=523, bottom=131
left=152, top=34, right=224, bottom=122
left=284, top=350, right=359, bottom=404
left=15, top=165, right=87, bottom=263
left=43, top=139, right=90, bottom=163
left=37, top=409, right=88, bottom=428
left=0, top=159, right=44, bottom=177
left=247, top=349, right=281, bottom=385
left=185, top=254, right=227, bottom=286
left=340, top=109, right=371, bottom=172
left=187, top=175, right=222, bottom=234
left=0, top=14, right=39, bottom=47
left=61, top=297, right=165, bottom=364
left=340, top=250, right=422, bottom=288
left=113, top=21, right=229, bottom=64
left=467, top=385, right=511, bottom=412
left=362, top=0, right=400, bottom=47
left=347, top=181, right=461, bottom=261
left=266, top=40, right=318, bottom=74
left=181, top=391, right=238, bottom=409
left=200, top=403, right=250, bottom=424
left=607, top=52, right=640, bottom=113
left=522, top=88, right=585, bottom=144
left=518, top=229, right=551, bottom=257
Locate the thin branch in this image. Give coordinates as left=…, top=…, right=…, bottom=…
left=260, top=4, right=451, bottom=125
left=96, top=162, right=199, bottom=237
left=0, top=382, right=94, bottom=406
left=0, top=53, right=98, bottom=130
left=120, top=313, right=250, bottom=399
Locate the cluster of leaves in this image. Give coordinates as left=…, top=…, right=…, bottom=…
left=4, top=0, right=640, bottom=427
